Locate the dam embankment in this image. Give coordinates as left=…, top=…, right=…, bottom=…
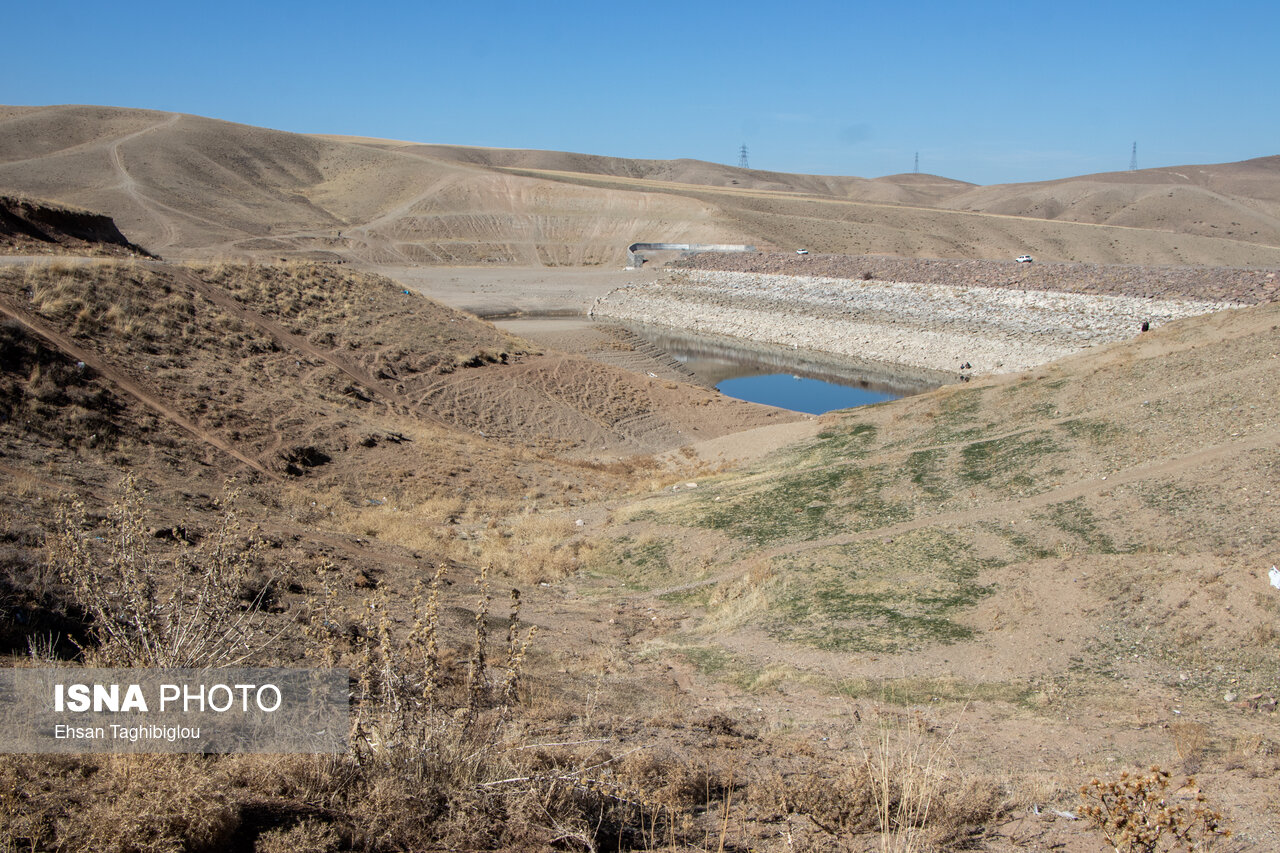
left=590, top=269, right=1243, bottom=375
left=672, top=252, right=1280, bottom=304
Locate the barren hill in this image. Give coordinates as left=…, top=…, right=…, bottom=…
left=3, top=105, right=1279, bottom=268
left=0, top=195, right=152, bottom=257
left=346, top=140, right=976, bottom=205
left=943, top=157, right=1280, bottom=247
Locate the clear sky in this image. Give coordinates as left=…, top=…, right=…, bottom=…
left=7, top=1, right=1277, bottom=185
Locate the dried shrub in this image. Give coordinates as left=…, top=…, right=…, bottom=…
left=46, top=476, right=276, bottom=667
left=1079, top=766, right=1230, bottom=853
left=253, top=819, right=342, bottom=853
left=0, top=754, right=238, bottom=853
left=781, top=710, right=1001, bottom=851
left=1169, top=721, right=1209, bottom=773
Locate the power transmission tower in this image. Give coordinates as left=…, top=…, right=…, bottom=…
left=1129, top=142, right=1138, bottom=171
left=914, top=152, right=919, bottom=174
left=738, top=144, right=749, bottom=169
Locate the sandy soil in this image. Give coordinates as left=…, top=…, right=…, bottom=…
left=5, top=105, right=1280, bottom=269
left=372, top=263, right=656, bottom=316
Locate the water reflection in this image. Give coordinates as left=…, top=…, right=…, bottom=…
left=623, top=323, right=942, bottom=414
left=717, top=374, right=896, bottom=415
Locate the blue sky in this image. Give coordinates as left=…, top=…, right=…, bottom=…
left=7, top=1, right=1277, bottom=185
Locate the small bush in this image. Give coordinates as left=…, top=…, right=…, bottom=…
left=1079, top=766, right=1230, bottom=853
left=46, top=475, right=276, bottom=667
left=780, top=709, right=1000, bottom=851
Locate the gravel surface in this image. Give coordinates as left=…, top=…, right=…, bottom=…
left=672, top=252, right=1280, bottom=304
left=593, top=265, right=1245, bottom=376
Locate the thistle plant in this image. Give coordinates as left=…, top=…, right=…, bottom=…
left=1079, top=766, right=1230, bottom=853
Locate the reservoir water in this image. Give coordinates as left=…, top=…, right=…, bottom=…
left=495, top=317, right=943, bottom=416
left=715, top=374, right=897, bottom=415
left=626, top=324, right=938, bottom=415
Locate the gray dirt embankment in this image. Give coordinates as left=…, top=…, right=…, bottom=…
left=592, top=260, right=1248, bottom=375
left=673, top=252, right=1280, bottom=304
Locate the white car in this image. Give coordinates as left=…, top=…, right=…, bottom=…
left=1015, top=254, right=1033, bottom=264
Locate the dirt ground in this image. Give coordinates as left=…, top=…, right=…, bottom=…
left=371, top=264, right=656, bottom=317
left=6, top=105, right=1280, bottom=269
left=1, top=211, right=1276, bottom=849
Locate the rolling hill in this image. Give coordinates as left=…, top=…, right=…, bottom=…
left=2, top=104, right=1279, bottom=268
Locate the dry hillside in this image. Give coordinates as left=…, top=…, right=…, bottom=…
left=944, top=157, right=1280, bottom=247
left=3, top=105, right=1280, bottom=269
left=3, top=241, right=1277, bottom=850
left=0, top=195, right=152, bottom=257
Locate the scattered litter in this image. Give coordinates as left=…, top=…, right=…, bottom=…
left=367, top=498, right=384, bottom=506
left=1270, top=566, right=1280, bottom=590
left=575, top=519, right=584, bottom=527
left=1031, top=804, right=1077, bottom=819
left=685, top=482, right=697, bottom=489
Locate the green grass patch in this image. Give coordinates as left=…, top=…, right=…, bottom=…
left=692, top=459, right=914, bottom=545
left=836, top=676, right=1033, bottom=707
left=786, top=421, right=880, bottom=468
left=757, top=529, right=998, bottom=653
left=812, top=421, right=878, bottom=454
left=914, top=388, right=997, bottom=445
left=587, top=534, right=674, bottom=590
left=649, top=643, right=794, bottom=693
left=693, top=465, right=859, bottom=544
left=958, top=431, right=1060, bottom=489
left=977, top=521, right=1057, bottom=561
left=905, top=448, right=951, bottom=499
left=1039, top=497, right=1121, bottom=555
left=1057, top=418, right=1123, bottom=445
left=1133, top=480, right=1200, bottom=517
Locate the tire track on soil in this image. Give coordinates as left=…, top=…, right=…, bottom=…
left=106, top=113, right=182, bottom=251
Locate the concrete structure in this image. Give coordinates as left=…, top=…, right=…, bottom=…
left=626, top=242, right=754, bottom=269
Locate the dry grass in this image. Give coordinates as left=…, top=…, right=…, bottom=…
left=0, top=754, right=239, bottom=853
left=1169, top=721, right=1209, bottom=774
left=306, top=483, right=590, bottom=584
left=5, top=486, right=732, bottom=852
left=190, top=261, right=527, bottom=376
left=45, top=475, right=277, bottom=667
left=774, top=707, right=1002, bottom=852
left=23, top=260, right=198, bottom=346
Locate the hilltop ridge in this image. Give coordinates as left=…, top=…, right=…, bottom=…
left=3, top=105, right=1279, bottom=268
